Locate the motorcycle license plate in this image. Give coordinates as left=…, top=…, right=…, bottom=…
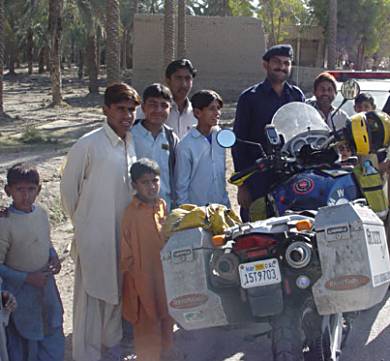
left=239, top=258, right=281, bottom=289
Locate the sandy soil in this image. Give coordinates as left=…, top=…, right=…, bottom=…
left=2, top=68, right=390, bottom=361
left=0, top=68, right=263, bottom=361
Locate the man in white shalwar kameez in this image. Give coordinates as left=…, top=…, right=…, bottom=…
left=60, top=83, right=140, bottom=361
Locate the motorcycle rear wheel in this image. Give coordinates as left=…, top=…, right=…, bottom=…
left=271, top=305, right=304, bottom=361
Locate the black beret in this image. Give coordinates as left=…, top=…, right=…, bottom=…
left=263, top=44, right=293, bottom=61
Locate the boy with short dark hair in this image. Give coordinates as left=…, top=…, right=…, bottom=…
left=175, top=89, right=230, bottom=207
left=61, top=82, right=140, bottom=361
left=120, top=158, right=181, bottom=361
left=0, top=163, right=64, bottom=361
left=354, top=93, right=376, bottom=113
left=131, top=83, right=179, bottom=210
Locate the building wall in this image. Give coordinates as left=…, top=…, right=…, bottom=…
left=133, top=15, right=266, bottom=101
left=291, top=66, right=325, bottom=95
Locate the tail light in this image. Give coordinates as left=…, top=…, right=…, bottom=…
left=233, top=234, right=277, bottom=259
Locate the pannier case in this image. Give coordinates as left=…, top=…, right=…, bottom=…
left=161, top=227, right=252, bottom=330
left=313, top=202, right=390, bottom=315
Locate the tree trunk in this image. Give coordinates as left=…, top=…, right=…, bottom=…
left=121, top=28, right=127, bottom=69
left=208, top=0, right=229, bottom=16
left=0, top=0, right=4, bottom=114
left=44, top=45, right=50, bottom=71
left=327, top=0, right=337, bottom=69
left=97, top=29, right=102, bottom=74
left=177, top=0, right=186, bottom=58
left=128, top=0, right=138, bottom=69
left=86, top=33, right=99, bottom=93
left=38, top=47, right=45, bottom=73
left=71, top=37, right=75, bottom=64
left=48, top=0, right=63, bottom=105
left=27, top=27, right=34, bottom=74
left=78, top=49, right=84, bottom=79
left=7, top=52, right=16, bottom=75
left=106, top=0, right=121, bottom=85
left=163, top=0, right=175, bottom=73
left=356, top=40, right=365, bottom=70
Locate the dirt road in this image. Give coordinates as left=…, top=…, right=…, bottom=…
left=1, top=70, right=390, bottom=361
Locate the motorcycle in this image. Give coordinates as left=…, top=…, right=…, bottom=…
left=161, top=81, right=390, bottom=361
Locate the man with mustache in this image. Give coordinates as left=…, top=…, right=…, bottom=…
left=165, top=59, right=198, bottom=139
left=307, top=71, right=349, bottom=131
left=232, top=44, right=305, bottom=221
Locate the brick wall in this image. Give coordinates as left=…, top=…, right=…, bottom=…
left=133, top=15, right=266, bottom=102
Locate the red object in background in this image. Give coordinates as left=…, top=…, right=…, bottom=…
left=328, top=70, right=390, bottom=81
left=234, top=234, right=277, bottom=252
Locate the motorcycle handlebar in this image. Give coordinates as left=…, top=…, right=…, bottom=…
left=229, top=158, right=270, bottom=185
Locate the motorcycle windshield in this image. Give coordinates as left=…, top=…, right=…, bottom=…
left=271, top=102, right=331, bottom=154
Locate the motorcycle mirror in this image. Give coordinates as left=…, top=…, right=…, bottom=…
left=340, top=79, right=360, bottom=100
left=216, top=129, right=237, bottom=148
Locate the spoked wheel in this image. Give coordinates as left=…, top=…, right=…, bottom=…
left=304, top=313, right=343, bottom=361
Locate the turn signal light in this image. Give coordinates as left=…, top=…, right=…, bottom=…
left=296, top=219, right=313, bottom=231
left=212, top=234, right=226, bottom=247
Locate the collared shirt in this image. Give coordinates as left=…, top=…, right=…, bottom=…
left=232, top=78, right=305, bottom=199
left=166, top=99, right=197, bottom=139
left=175, top=127, right=230, bottom=207
left=60, top=121, right=136, bottom=304
left=136, top=98, right=197, bottom=139
left=131, top=121, right=174, bottom=209
left=306, top=99, right=349, bottom=131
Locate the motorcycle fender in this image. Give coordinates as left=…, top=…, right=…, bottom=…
left=247, top=284, right=283, bottom=317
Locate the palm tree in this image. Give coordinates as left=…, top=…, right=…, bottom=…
left=163, top=0, right=175, bottom=72
left=106, top=0, right=121, bottom=85
left=77, top=0, right=100, bottom=93
left=208, top=0, right=230, bottom=16
left=0, top=0, right=4, bottom=114
left=177, top=0, right=186, bottom=58
left=48, top=0, right=64, bottom=106
left=327, top=0, right=337, bottom=69
left=128, top=0, right=139, bottom=68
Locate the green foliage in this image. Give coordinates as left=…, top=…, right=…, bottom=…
left=4, top=0, right=49, bottom=59
left=20, top=125, right=47, bottom=144
left=308, top=0, right=390, bottom=63
left=256, top=0, right=312, bottom=45
left=48, top=194, right=67, bottom=225
left=228, top=0, right=254, bottom=16
left=138, top=0, right=163, bottom=14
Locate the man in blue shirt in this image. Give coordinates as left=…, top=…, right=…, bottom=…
left=232, top=44, right=305, bottom=220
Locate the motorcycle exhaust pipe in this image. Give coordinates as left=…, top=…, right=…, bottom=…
left=285, top=241, right=312, bottom=269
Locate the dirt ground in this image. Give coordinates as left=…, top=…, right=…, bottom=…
left=0, top=68, right=257, bottom=361
left=2, top=68, right=390, bottom=361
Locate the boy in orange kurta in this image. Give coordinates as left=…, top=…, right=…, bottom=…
left=120, top=158, right=178, bottom=361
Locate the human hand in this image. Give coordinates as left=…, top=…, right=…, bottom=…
left=48, top=255, right=61, bottom=275
left=25, top=271, right=50, bottom=288
left=2, top=291, right=17, bottom=312
left=237, top=185, right=252, bottom=209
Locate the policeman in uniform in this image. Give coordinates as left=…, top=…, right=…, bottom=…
left=232, top=44, right=305, bottom=220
